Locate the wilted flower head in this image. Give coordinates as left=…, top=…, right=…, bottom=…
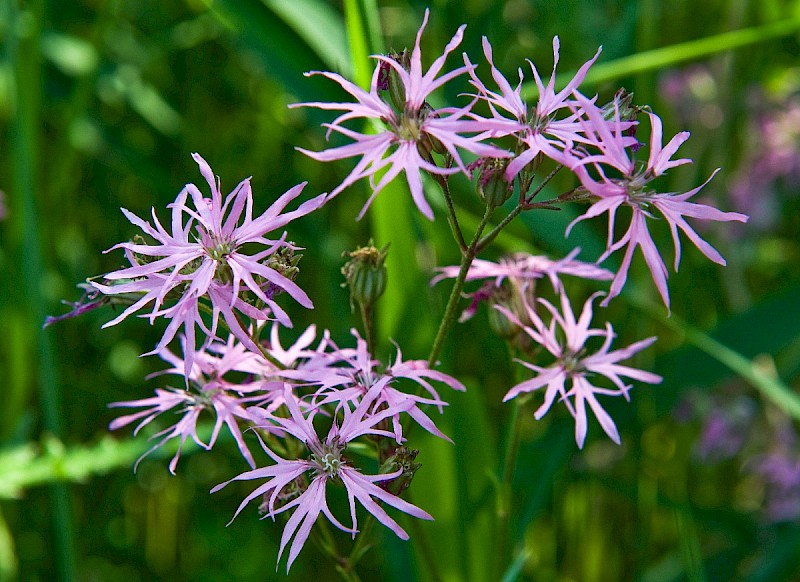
left=499, top=290, right=661, bottom=448
left=93, top=153, right=326, bottom=375
left=292, top=9, right=511, bottom=220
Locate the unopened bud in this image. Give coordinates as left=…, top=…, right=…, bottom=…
left=489, top=278, right=537, bottom=344
left=419, top=104, right=448, bottom=155
left=266, top=245, right=302, bottom=282
left=379, top=446, right=421, bottom=495
left=468, top=157, right=514, bottom=207
left=601, top=88, right=638, bottom=122
left=382, top=49, right=410, bottom=111
left=341, top=242, right=389, bottom=309
left=487, top=285, right=518, bottom=339
left=601, top=88, right=643, bottom=152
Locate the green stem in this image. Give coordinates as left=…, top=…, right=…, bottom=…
left=346, top=513, right=376, bottom=568
left=493, top=400, right=523, bottom=580
left=406, top=513, right=445, bottom=582
left=436, top=173, right=468, bottom=254
left=477, top=165, right=565, bottom=253
left=9, top=0, right=76, bottom=579
left=477, top=205, right=524, bottom=255
left=308, top=519, right=363, bottom=582
left=427, top=204, right=495, bottom=368
left=359, top=302, right=376, bottom=357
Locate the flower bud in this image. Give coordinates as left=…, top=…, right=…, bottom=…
left=341, top=242, right=389, bottom=309
left=487, top=284, right=518, bottom=339
left=382, top=49, right=410, bottom=111
left=601, top=88, right=638, bottom=122
left=249, top=245, right=303, bottom=303
left=489, top=278, right=539, bottom=348
left=468, top=157, right=514, bottom=207
left=418, top=103, right=448, bottom=155
left=266, top=245, right=302, bottom=282
left=379, top=446, right=421, bottom=495
left=601, top=88, right=643, bottom=151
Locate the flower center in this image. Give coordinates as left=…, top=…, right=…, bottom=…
left=311, top=440, right=346, bottom=479
left=562, top=349, right=586, bottom=374
left=396, top=114, right=422, bottom=141
left=528, top=110, right=553, bottom=135
left=206, top=240, right=234, bottom=262
left=205, top=238, right=236, bottom=284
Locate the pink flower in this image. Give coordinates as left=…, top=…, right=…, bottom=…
left=568, top=97, right=749, bottom=309
left=431, top=248, right=613, bottom=321
left=277, top=329, right=465, bottom=442
left=93, top=153, right=326, bottom=375
left=499, top=291, right=662, bottom=448
left=432, top=248, right=613, bottom=289
left=465, top=36, right=607, bottom=180
left=292, top=9, right=511, bottom=220
left=110, top=336, right=281, bottom=473
left=212, top=386, right=433, bottom=572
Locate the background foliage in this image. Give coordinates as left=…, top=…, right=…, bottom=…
left=2, top=0, right=800, bottom=580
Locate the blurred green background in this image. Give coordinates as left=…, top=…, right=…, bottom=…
left=2, top=0, right=800, bottom=580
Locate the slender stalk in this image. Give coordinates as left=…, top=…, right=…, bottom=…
left=427, top=204, right=495, bottom=367
left=359, top=302, right=376, bottom=357
left=434, top=172, right=468, bottom=254
left=346, top=513, right=376, bottom=567
left=476, top=165, right=565, bottom=253
left=523, top=165, right=564, bottom=204
left=308, top=519, right=364, bottom=582
left=493, top=400, right=523, bottom=580
left=476, top=205, right=524, bottom=254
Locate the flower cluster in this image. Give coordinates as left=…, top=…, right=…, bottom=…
left=108, top=322, right=462, bottom=570
left=293, top=9, right=513, bottom=220
left=565, top=99, right=748, bottom=309
left=49, top=6, right=752, bottom=576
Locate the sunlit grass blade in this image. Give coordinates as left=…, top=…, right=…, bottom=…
left=342, top=0, right=419, bottom=343
left=521, top=16, right=800, bottom=98
left=208, top=0, right=344, bottom=100
left=264, top=0, right=351, bottom=75
left=634, top=294, right=800, bottom=421
left=343, top=0, right=372, bottom=87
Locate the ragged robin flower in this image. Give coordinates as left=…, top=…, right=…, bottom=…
left=212, top=386, right=432, bottom=573
left=92, top=153, right=326, bottom=375
left=499, top=290, right=662, bottom=448
left=292, top=9, right=512, bottom=220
